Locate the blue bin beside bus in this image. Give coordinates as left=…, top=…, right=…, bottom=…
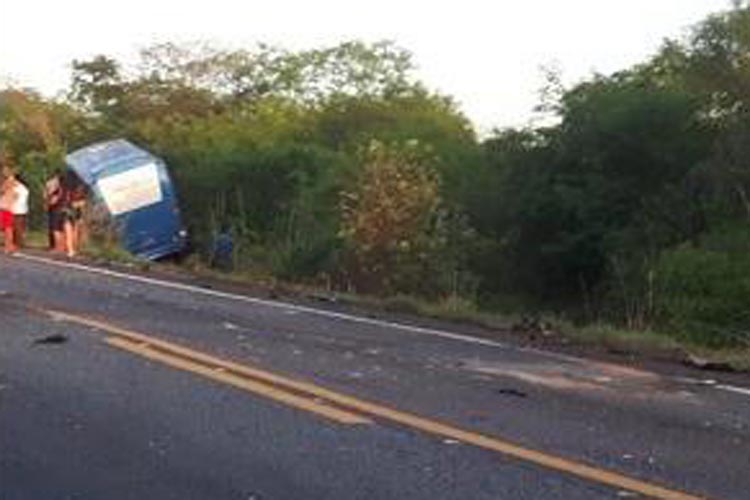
left=66, top=139, right=188, bottom=260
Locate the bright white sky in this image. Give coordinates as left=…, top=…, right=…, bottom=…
left=0, top=0, right=727, bottom=133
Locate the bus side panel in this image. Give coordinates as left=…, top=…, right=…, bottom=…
left=116, top=163, right=187, bottom=260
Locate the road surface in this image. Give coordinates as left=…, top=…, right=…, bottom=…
left=1, top=253, right=748, bottom=499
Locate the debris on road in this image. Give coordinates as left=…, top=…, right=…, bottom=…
left=32, top=334, right=69, bottom=345
left=496, top=388, right=528, bottom=398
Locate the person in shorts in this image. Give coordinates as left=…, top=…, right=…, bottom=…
left=11, top=173, right=29, bottom=249
left=0, top=166, right=19, bottom=253
left=60, top=171, right=87, bottom=258
left=44, top=169, right=65, bottom=251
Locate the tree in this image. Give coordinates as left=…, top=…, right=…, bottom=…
left=133, top=40, right=420, bottom=104
left=338, top=141, right=473, bottom=296
left=69, top=56, right=126, bottom=118
left=478, top=69, right=712, bottom=311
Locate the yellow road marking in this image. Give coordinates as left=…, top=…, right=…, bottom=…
left=50, top=309, right=703, bottom=500
left=104, top=336, right=371, bottom=426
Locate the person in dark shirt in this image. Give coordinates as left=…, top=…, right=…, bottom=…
left=44, top=169, right=65, bottom=251
left=211, top=223, right=235, bottom=271
left=60, top=171, right=87, bottom=258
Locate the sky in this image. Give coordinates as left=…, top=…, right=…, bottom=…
left=0, top=0, right=728, bottom=133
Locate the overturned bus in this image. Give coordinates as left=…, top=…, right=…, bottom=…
left=66, top=139, right=188, bottom=260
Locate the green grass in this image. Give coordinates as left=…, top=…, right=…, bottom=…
left=21, top=230, right=49, bottom=249
left=566, top=323, right=681, bottom=355
left=336, top=293, right=750, bottom=371
left=562, top=323, right=750, bottom=371
left=82, top=242, right=143, bottom=266
left=678, top=346, right=750, bottom=372
left=333, top=292, right=515, bottom=331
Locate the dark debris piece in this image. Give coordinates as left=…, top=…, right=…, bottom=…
left=32, top=334, right=69, bottom=346
left=496, top=388, right=528, bottom=398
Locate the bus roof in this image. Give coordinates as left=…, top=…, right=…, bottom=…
left=66, top=139, right=156, bottom=185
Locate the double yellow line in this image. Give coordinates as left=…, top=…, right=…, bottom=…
left=50, top=309, right=703, bottom=500
left=50, top=310, right=371, bottom=425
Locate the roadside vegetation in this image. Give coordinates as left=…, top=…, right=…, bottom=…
left=3, top=3, right=750, bottom=365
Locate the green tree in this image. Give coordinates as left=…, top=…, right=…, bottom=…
left=338, top=141, right=473, bottom=296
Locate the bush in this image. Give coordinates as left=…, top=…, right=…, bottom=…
left=338, top=141, right=476, bottom=297
left=656, top=226, right=750, bottom=346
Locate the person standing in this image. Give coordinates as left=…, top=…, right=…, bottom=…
left=0, top=167, right=19, bottom=253
left=44, top=169, right=65, bottom=251
left=61, top=171, right=87, bottom=258
left=11, top=173, right=29, bottom=249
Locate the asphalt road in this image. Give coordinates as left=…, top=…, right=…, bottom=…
left=1, top=253, right=749, bottom=499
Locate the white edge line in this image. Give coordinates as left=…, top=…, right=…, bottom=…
left=15, top=253, right=510, bottom=349
left=16, top=253, right=750, bottom=395
left=716, top=384, right=750, bottom=397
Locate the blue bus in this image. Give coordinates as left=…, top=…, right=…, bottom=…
left=66, top=139, right=188, bottom=260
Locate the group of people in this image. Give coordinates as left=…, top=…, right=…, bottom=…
left=0, top=158, right=87, bottom=258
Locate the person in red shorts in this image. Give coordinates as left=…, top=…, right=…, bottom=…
left=0, top=166, right=19, bottom=253
left=11, top=173, right=29, bottom=249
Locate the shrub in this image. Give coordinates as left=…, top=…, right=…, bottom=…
left=338, top=141, right=476, bottom=297
left=655, top=226, right=750, bottom=346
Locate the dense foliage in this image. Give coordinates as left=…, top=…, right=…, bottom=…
left=3, top=3, right=750, bottom=345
